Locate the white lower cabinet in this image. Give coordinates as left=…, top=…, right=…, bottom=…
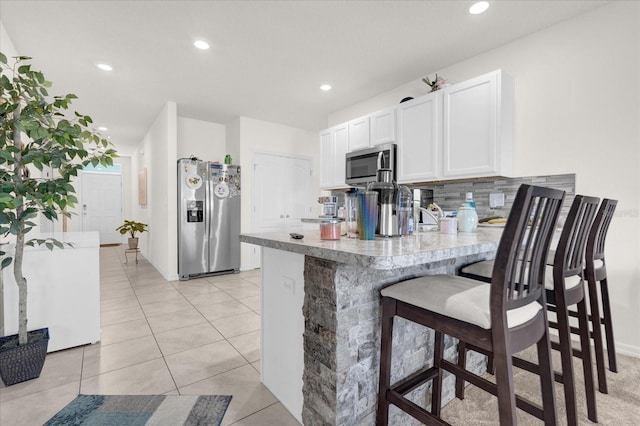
left=261, top=247, right=304, bottom=422
left=2, top=232, right=100, bottom=353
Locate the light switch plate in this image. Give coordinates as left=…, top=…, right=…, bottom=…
left=489, top=192, right=505, bottom=208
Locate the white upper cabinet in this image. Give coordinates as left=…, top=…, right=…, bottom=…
left=320, top=123, right=349, bottom=189
left=397, top=94, right=441, bottom=183
left=442, top=70, right=514, bottom=179
left=319, top=69, right=514, bottom=187
left=348, top=116, right=370, bottom=151
left=370, top=107, right=396, bottom=146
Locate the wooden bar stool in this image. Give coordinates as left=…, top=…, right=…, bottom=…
left=376, top=184, right=563, bottom=425
left=460, top=194, right=600, bottom=425
left=543, top=198, right=618, bottom=394
left=585, top=199, right=618, bottom=392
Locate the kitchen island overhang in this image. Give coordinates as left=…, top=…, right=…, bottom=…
left=241, top=229, right=503, bottom=425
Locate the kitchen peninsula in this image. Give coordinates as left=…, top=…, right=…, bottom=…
left=240, top=228, right=504, bottom=425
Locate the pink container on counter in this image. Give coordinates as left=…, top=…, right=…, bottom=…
left=440, top=217, right=457, bottom=234
left=320, top=220, right=341, bottom=240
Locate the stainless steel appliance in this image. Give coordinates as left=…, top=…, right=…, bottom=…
left=368, top=168, right=398, bottom=237
left=177, top=158, right=241, bottom=280
left=345, top=143, right=396, bottom=186
left=318, top=196, right=338, bottom=217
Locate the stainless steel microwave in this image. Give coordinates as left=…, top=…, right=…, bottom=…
left=345, top=143, right=397, bottom=186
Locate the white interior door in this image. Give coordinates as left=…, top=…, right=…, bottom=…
left=252, top=153, right=314, bottom=268
left=81, top=172, right=123, bottom=245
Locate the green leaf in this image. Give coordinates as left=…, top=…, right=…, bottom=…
left=1, top=257, right=12, bottom=269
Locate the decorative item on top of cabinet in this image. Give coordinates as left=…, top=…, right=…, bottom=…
left=422, top=73, right=448, bottom=92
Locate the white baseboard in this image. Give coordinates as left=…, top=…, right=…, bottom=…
left=616, top=342, right=640, bottom=359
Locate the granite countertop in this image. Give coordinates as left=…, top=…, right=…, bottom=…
left=240, top=228, right=504, bottom=270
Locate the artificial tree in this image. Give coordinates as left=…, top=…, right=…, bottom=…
left=0, top=52, right=117, bottom=348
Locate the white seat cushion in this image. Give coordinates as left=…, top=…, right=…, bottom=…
left=381, top=275, right=542, bottom=330
left=462, top=261, right=583, bottom=291
left=544, top=266, right=583, bottom=291
left=461, top=260, right=494, bottom=280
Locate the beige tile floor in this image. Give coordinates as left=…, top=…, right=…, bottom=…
left=0, top=245, right=300, bottom=426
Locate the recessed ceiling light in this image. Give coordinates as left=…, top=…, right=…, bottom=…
left=194, top=40, right=210, bottom=50
left=320, top=84, right=332, bottom=91
left=468, top=1, right=490, bottom=15
left=96, top=63, right=113, bottom=71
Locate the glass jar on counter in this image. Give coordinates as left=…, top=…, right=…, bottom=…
left=320, top=219, right=342, bottom=240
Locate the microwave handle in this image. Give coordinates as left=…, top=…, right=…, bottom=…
left=377, top=151, right=384, bottom=170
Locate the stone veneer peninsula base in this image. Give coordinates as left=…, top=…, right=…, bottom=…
left=240, top=229, right=503, bottom=425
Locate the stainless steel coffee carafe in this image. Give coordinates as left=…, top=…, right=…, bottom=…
left=368, top=168, right=397, bottom=237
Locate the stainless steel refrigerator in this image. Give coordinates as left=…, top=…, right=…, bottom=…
left=177, top=158, right=241, bottom=280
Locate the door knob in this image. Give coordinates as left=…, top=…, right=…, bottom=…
left=280, top=214, right=284, bottom=219
left=286, top=214, right=290, bottom=218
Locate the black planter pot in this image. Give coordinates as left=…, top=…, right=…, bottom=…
left=0, top=328, right=49, bottom=386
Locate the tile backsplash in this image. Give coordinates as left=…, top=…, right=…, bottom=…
left=330, top=173, right=576, bottom=220
left=415, top=173, right=576, bottom=219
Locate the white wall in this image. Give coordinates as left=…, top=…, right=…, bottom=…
left=328, top=2, right=640, bottom=356
left=133, top=111, right=316, bottom=277
left=0, top=21, right=18, bottom=59
left=236, top=116, right=319, bottom=271
left=131, top=102, right=178, bottom=280
left=177, top=117, right=226, bottom=162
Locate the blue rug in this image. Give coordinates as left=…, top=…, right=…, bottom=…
left=44, top=394, right=232, bottom=426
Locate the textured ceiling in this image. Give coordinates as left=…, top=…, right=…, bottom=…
left=0, top=1, right=609, bottom=151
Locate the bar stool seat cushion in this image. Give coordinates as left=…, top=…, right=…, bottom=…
left=461, top=261, right=583, bottom=291
left=380, top=275, right=542, bottom=330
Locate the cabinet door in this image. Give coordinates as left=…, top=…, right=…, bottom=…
left=397, top=94, right=441, bottom=183
left=319, top=129, right=334, bottom=188
left=370, top=107, right=396, bottom=146
left=320, top=125, right=349, bottom=189
left=285, top=157, right=314, bottom=231
left=442, top=70, right=512, bottom=178
left=348, top=116, right=370, bottom=151
left=333, top=124, right=349, bottom=187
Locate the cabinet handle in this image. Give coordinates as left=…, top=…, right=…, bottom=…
left=286, top=214, right=290, bottom=218
left=280, top=214, right=285, bottom=219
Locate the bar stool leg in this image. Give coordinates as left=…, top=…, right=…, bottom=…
left=600, top=278, right=618, bottom=372
left=537, top=325, right=558, bottom=425
left=587, top=273, right=608, bottom=393
left=432, top=331, right=444, bottom=416
left=577, top=298, right=598, bottom=422
left=455, top=341, right=467, bottom=400
left=376, top=297, right=396, bottom=426
left=555, top=296, right=579, bottom=426
left=493, top=340, right=517, bottom=425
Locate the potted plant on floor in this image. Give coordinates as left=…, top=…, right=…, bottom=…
left=0, top=53, right=117, bottom=385
left=116, top=220, right=148, bottom=249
